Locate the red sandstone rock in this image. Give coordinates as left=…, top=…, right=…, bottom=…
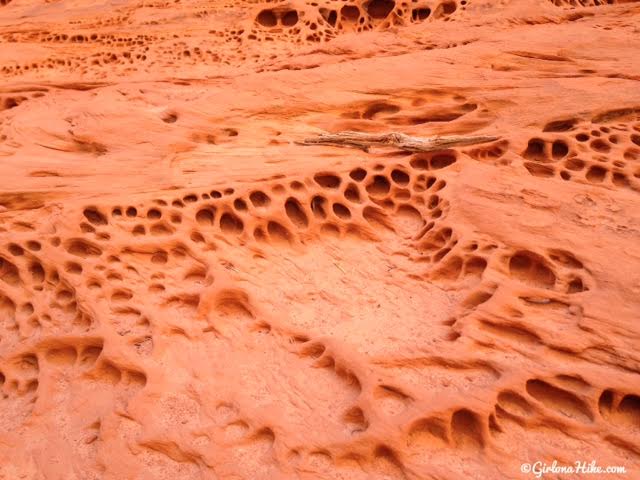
left=1, top=0, right=640, bottom=478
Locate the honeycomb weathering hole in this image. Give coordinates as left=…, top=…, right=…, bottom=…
left=366, top=175, right=391, bottom=196
left=523, top=139, right=547, bottom=161
left=341, top=5, right=361, bottom=21
left=412, top=7, right=431, bottom=21
left=285, top=198, right=309, bottom=227
left=451, top=409, right=484, bottom=449
left=196, top=207, right=216, bottom=226
left=525, top=379, right=593, bottom=423
left=220, top=212, right=244, bottom=234
left=257, top=10, right=277, bottom=27
left=365, top=0, right=396, bottom=19
left=83, top=207, right=108, bottom=225
left=391, top=169, right=410, bottom=185
left=509, top=251, right=556, bottom=288
left=249, top=191, right=270, bottom=207
left=315, top=173, right=341, bottom=189
left=282, top=10, right=299, bottom=27
left=267, top=221, right=293, bottom=244
left=430, top=152, right=457, bottom=169
left=440, top=1, right=457, bottom=15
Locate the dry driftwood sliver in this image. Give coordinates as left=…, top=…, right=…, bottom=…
left=298, top=131, right=500, bottom=152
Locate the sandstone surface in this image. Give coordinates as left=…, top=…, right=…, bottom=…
left=1, top=0, right=640, bottom=478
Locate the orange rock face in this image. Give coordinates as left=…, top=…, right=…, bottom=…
left=1, top=0, right=640, bottom=478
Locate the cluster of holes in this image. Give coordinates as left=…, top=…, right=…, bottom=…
left=507, top=248, right=588, bottom=294
left=78, top=147, right=460, bottom=251
left=409, top=407, right=485, bottom=451
left=521, top=118, right=640, bottom=191
left=549, top=0, right=622, bottom=6
left=252, top=0, right=466, bottom=43
left=0, top=0, right=469, bottom=77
